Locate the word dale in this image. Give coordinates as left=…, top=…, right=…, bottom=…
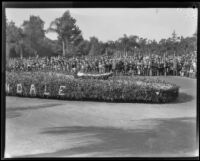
left=5, top=83, right=66, bottom=96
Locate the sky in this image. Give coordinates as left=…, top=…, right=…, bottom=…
left=6, top=8, right=198, bottom=42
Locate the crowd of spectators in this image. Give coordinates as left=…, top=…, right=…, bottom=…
left=6, top=53, right=197, bottom=78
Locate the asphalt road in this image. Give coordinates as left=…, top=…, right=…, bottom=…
left=5, top=76, right=198, bottom=157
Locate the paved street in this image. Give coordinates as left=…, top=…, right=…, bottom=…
left=5, top=76, right=197, bottom=157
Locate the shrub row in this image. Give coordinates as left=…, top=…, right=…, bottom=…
left=6, top=71, right=179, bottom=103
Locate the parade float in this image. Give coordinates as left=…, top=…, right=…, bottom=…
left=6, top=71, right=179, bottom=103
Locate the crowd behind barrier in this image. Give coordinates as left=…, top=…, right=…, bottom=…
left=6, top=53, right=197, bottom=78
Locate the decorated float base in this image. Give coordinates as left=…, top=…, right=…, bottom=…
left=6, top=71, right=179, bottom=103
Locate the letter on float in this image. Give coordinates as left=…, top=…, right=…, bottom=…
left=30, top=84, right=36, bottom=95
left=44, top=85, right=50, bottom=95
left=17, top=84, right=22, bottom=94
left=58, top=86, right=66, bottom=96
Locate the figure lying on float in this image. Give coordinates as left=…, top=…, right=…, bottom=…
left=75, top=71, right=113, bottom=79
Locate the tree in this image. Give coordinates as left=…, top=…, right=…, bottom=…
left=118, top=34, right=130, bottom=54
left=159, top=38, right=167, bottom=56
left=114, top=35, right=140, bottom=56
left=47, top=10, right=83, bottom=56
left=89, top=37, right=100, bottom=56
left=104, top=41, right=116, bottom=56
left=149, top=40, right=158, bottom=54
left=22, top=15, right=45, bottom=56
left=75, top=40, right=90, bottom=56
left=138, top=37, right=148, bottom=55
left=37, top=38, right=62, bottom=57
left=193, top=29, right=197, bottom=38
left=6, top=20, right=24, bottom=58
left=172, top=30, right=177, bottom=42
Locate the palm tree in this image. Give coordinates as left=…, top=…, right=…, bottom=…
left=47, top=11, right=82, bottom=56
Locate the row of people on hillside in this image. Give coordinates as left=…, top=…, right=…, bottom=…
left=7, top=53, right=197, bottom=78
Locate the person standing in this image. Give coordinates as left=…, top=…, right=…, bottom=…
left=124, top=60, right=128, bottom=75
left=160, top=60, right=164, bottom=76
left=164, top=58, right=167, bottom=76
left=149, top=58, right=152, bottom=76
left=105, top=60, right=109, bottom=73
left=155, top=60, right=159, bottom=76
left=108, top=59, right=112, bottom=73
left=99, top=61, right=102, bottom=74
left=173, top=58, right=177, bottom=76
left=143, top=60, right=147, bottom=76
left=102, top=61, right=105, bottom=73
left=137, top=62, right=141, bottom=76
left=112, top=59, right=116, bottom=75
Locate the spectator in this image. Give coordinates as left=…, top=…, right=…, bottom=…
left=6, top=52, right=196, bottom=78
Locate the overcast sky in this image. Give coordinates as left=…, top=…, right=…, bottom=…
left=6, top=8, right=197, bottom=42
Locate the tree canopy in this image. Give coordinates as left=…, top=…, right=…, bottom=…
left=6, top=10, right=197, bottom=59
left=47, top=11, right=83, bottom=56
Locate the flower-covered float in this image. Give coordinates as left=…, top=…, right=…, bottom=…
left=6, top=71, right=179, bottom=103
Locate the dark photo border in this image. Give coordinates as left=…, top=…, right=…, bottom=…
left=1, top=1, right=199, bottom=160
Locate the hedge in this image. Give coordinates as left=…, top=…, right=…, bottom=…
left=5, top=71, right=179, bottom=103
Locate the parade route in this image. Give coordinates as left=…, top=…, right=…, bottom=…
left=5, top=76, right=197, bottom=157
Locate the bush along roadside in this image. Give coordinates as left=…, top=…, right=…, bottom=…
left=6, top=71, right=179, bottom=103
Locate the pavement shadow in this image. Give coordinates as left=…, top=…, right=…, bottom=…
left=6, top=111, right=22, bottom=119
left=6, top=103, right=61, bottom=112
left=169, top=92, right=194, bottom=104
left=19, top=117, right=196, bottom=157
